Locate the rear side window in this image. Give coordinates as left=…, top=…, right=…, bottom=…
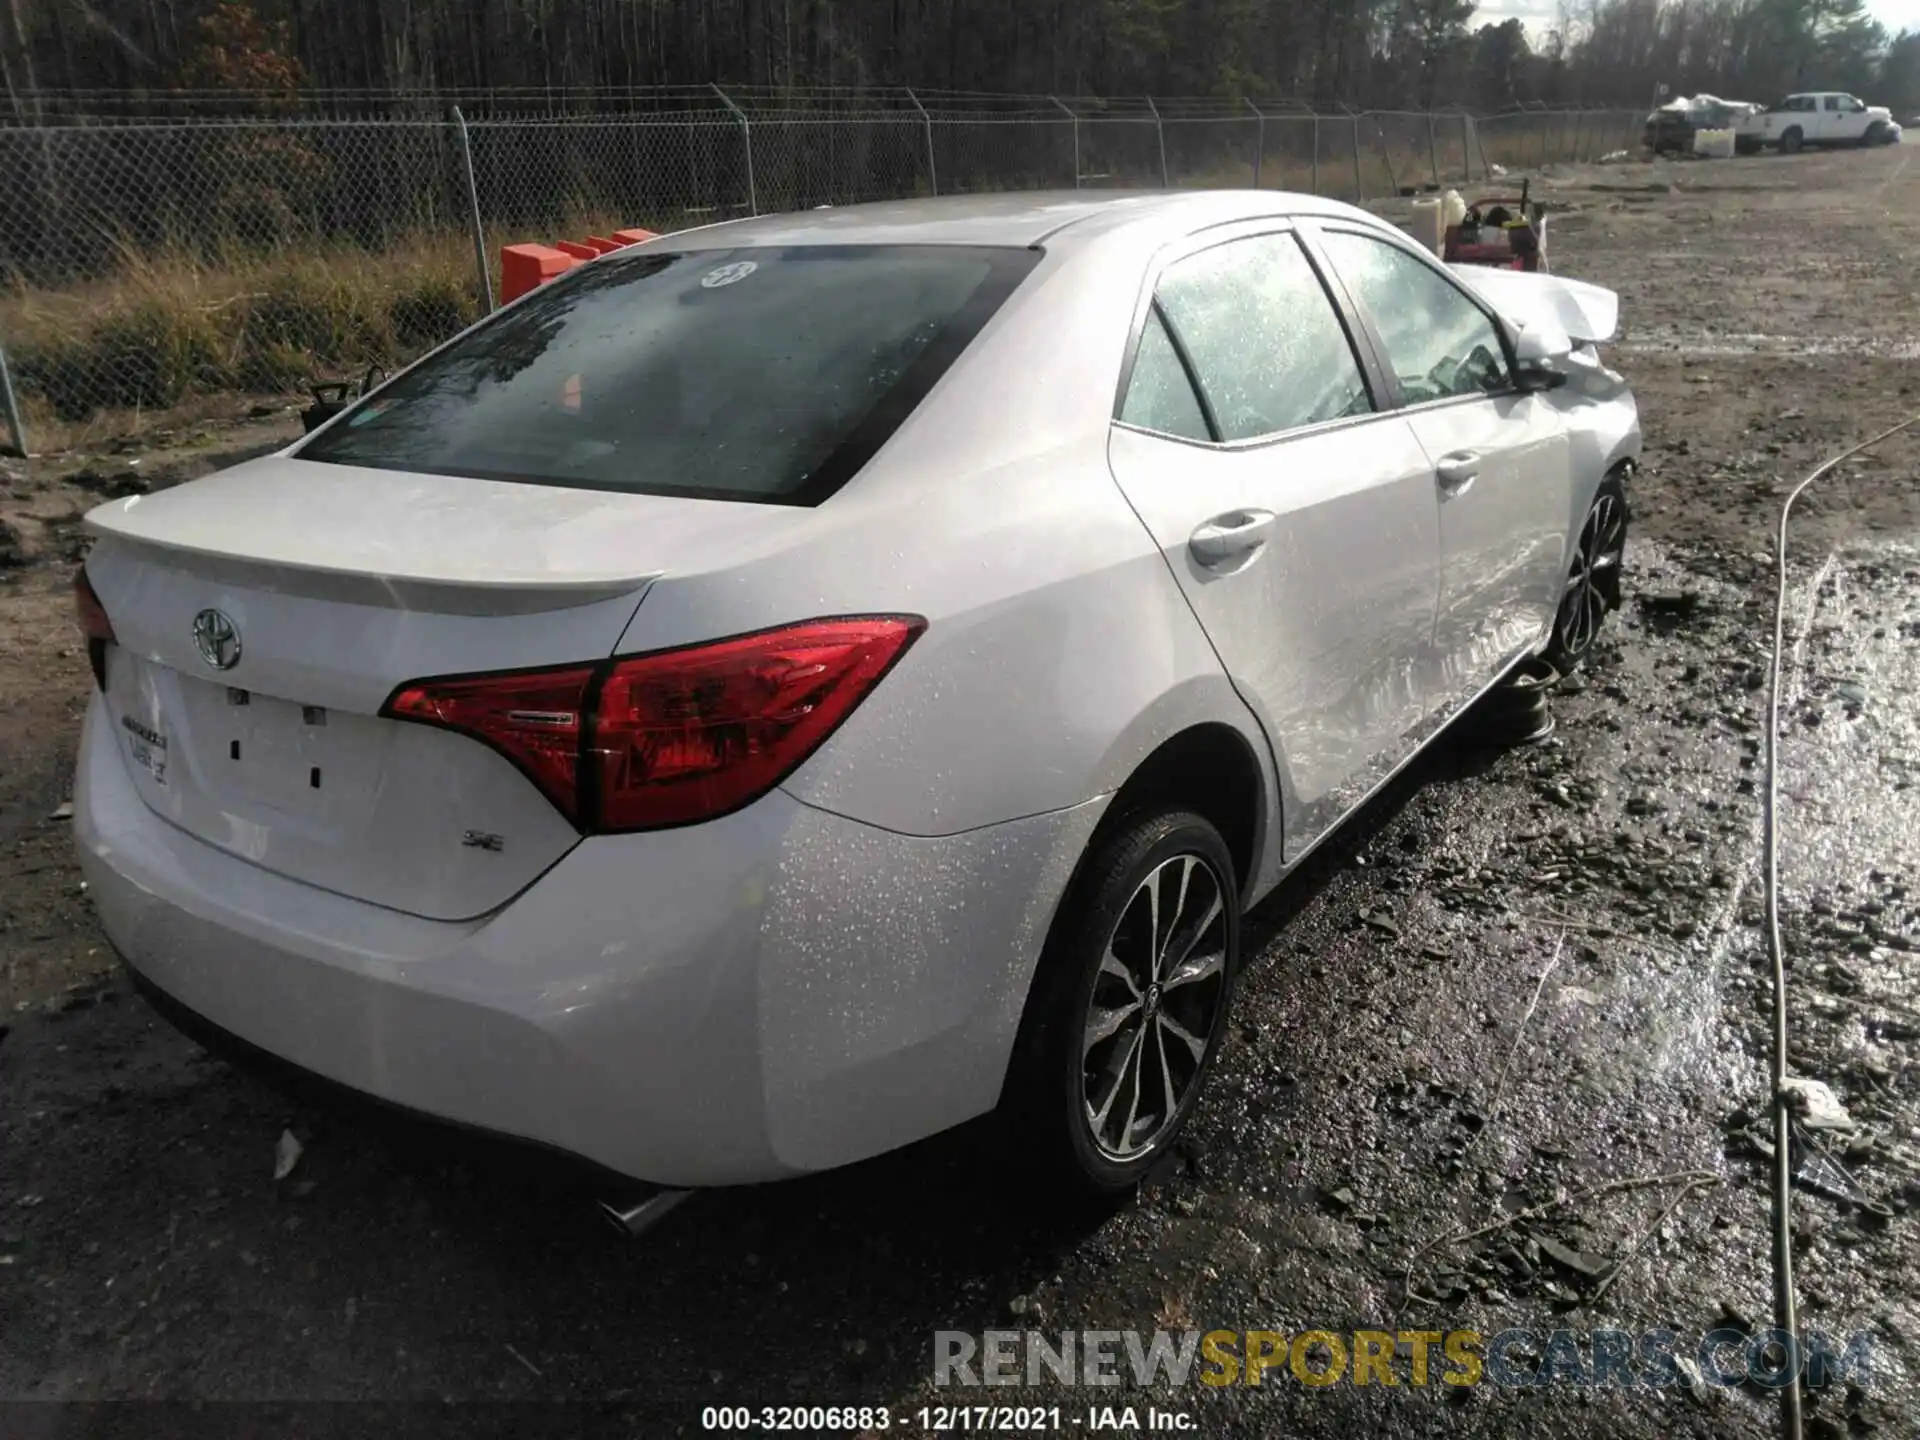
left=1120, top=308, right=1211, bottom=440
left=1152, top=233, right=1372, bottom=442
left=299, top=245, right=1038, bottom=505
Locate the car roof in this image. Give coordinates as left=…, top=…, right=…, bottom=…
left=642, top=189, right=1392, bottom=253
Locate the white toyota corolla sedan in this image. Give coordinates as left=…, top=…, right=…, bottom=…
left=72, top=191, right=1638, bottom=1205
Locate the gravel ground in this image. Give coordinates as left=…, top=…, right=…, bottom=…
left=3, top=146, right=1919, bottom=1439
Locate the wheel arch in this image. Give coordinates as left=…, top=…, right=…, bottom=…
left=995, top=720, right=1272, bottom=1138
left=1090, top=722, right=1270, bottom=898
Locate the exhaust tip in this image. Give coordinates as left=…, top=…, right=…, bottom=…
left=599, top=1188, right=692, bottom=1238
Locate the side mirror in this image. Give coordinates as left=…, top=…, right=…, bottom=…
left=1509, top=318, right=1573, bottom=393
left=1512, top=318, right=1575, bottom=364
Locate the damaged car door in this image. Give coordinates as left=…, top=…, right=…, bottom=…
left=1310, top=223, right=1574, bottom=705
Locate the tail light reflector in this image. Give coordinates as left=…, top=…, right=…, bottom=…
left=382, top=617, right=924, bottom=834
left=74, top=568, right=115, bottom=689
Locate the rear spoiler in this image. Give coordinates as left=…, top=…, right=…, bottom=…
left=1449, top=266, right=1620, bottom=345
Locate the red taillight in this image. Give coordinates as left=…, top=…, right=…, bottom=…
left=380, top=617, right=924, bottom=834
left=590, top=616, right=924, bottom=831
left=74, top=568, right=115, bottom=689
left=384, top=663, right=598, bottom=824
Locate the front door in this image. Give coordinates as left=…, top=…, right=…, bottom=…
left=1105, top=226, right=1444, bottom=858
left=1310, top=224, right=1573, bottom=706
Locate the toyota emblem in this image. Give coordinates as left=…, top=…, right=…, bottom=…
left=192, top=608, right=241, bottom=671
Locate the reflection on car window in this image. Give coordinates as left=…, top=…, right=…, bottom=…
left=298, top=245, right=1031, bottom=504
left=1120, top=307, right=1211, bottom=440
left=1319, top=231, right=1511, bottom=406
left=1153, top=233, right=1371, bottom=442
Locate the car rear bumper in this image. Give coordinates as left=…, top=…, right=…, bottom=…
left=74, top=694, right=1107, bottom=1186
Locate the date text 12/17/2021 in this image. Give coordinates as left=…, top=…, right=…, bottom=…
left=698, top=1405, right=1198, bottom=1432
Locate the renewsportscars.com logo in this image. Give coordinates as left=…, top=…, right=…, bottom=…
left=934, top=1327, right=1874, bottom=1390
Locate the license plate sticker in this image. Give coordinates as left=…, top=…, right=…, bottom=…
left=121, top=714, right=169, bottom=787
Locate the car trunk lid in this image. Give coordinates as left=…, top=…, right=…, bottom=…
left=83, top=456, right=804, bottom=921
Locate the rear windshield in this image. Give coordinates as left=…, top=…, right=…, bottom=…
left=298, top=244, right=1038, bottom=505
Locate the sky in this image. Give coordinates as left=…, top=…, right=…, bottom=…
left=1482, top=0, right=1920, bottom=41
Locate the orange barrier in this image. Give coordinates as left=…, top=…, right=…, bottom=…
left=499, top=244, right=578, bottom=304
left=498, top=227, right=662, bottom=303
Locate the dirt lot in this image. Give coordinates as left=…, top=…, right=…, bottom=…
left=3, top=147, right=1919, bottom=1438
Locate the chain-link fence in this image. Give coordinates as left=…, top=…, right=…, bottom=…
left=0, top=90, right=1645, bottom=455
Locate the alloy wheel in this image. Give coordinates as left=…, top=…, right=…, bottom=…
left=1557, top=491, right=1626, bottom=661
left=1080, top=853, right=1229, bottom=1161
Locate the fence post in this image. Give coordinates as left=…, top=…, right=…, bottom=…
left=1350, top=110, right=1364, bottom=200
left=713, top=82, right=757, bottom=215
left=1312, top=112, right=1321, bottom=195
left=1050, top=95, right=1080, bottom=188
left=1374, top=115, right=1398, bottom=196
left=906, top=87, right=937, bottom=196
left=451, top=107, right=496, bottom=314
left=1538, top=112, right=1548, bottom=169
left=1428, top=111, right=1440, bottom=189
left=1461, top=113, right=1474, bottom=182
left=0, top=333, right=26, bottom=458
left=1147, top=95, right=1169, bottom=187
left=1245, top=98, right=1265, bottom=188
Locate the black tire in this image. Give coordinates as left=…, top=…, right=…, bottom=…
left=1546, top=471, right=1630, bottom=673
left=1865, top=122, right=1890, bottom=147
left=1004, top=808, right=1241, bottom=1196
left=1780, top=127, right=1804, bottom=155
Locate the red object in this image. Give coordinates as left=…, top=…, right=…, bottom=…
left=555, top=240, right=600, bottom=261
left=385, top=663, right=599, bottom=823
left=499, top=244, right=578, bottom=304
left=613, top=227, right=660, bottom=245
left=74, top=568, right=115, bottom=689
left=1443, top=192, right=1546, bottom=273
left=382, top=617, right=924, bottom=833
left=584, top=235, right=626, bottom=254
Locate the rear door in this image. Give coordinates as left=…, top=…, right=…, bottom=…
left=1829, top=94, right=1872, bottom=141
left=1105, top=224, right=1444, bottom=857
left=1821, top=94, right=1847, bottom=142
left=1309, top=223, right=1572, bottom=708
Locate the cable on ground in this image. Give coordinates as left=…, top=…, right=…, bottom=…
left=1762, top=410, right=1920, bottom=1440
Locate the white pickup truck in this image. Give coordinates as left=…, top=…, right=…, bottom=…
left=1736, top=92, right=1902, bottom=153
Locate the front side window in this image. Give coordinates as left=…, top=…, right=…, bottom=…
left=1148, top=233, right=1372, bottom=442
left=1318, top=230, right=1512, bottom=407
left=299, top=245, right=1036, bottom=505
left=1825, top=95, right=1845, bottom=111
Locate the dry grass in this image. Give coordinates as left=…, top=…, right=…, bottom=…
left=1, top=208, right=679, bottom=451
left=1, top=232, right=485, bottom=445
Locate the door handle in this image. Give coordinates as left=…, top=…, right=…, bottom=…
left=1188, top=509, right=1277, bottom=567
left=1435, top=451, right=1481, bottom=496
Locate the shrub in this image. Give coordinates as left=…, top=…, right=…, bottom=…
left=234, top=339, right=314, bottom=396
left=15, top=333, right=98, bottom=422
left=389, top=270, right=480, bottom=350
left=85, top=301, right=226, bottom=414
left=245, top=267, right=392, bottom=367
